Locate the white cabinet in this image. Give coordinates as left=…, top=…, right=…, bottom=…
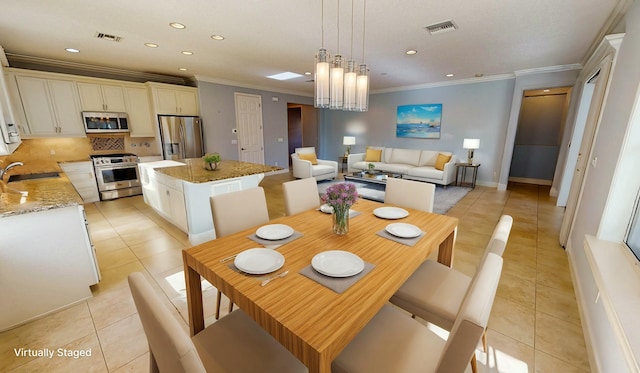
left=14, top=75, right=85, bottom=137
left=124, top=86, right=156, bottom=137
left=0, top=205, right=99, bottom=331
left=60, top=161, right=100, bottom=203
left=77, top=82, right=126, bottom=112
left=155, top=172, right=188, bottom=232
left=148, top=83, right=199, bottom=115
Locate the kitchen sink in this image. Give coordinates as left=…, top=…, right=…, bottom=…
left=8, top=172, right=61, bottom=182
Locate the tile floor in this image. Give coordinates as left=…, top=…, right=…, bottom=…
left=0, top=173, right=590, bottom=372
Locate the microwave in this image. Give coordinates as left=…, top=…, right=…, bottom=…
left=82, top=112, right=129, bottom=133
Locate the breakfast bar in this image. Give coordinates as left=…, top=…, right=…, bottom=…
left=139, top=159, right=282, bottom=244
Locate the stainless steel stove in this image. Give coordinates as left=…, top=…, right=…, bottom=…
left=90, top=153, right=142, bottom=200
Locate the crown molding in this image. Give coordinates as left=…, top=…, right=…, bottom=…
left=5, top=53, right=190, bottom=85
left=372, top=73, right=516, bottom=94
left=514, top=64, right=582, bottom=77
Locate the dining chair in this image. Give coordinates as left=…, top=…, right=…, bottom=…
left=389, top=214, right=513, bottom=361
left=210, top=187, right=270, bottom=319
left=332, top=253, right=503, bottom=373
left=282, top=178, right=321, bottom=216
left=127, top=272, right=306, bottom=373
left=384, top=177, right=435, bottom=213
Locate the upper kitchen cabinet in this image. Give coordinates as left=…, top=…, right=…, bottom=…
left=77, top=82, right=126, bottom=112
left=14, top=74, right=85, bottom=137
left=124, top=86, right=156, bottom=137
left=147, top=82, right=199, bottom=115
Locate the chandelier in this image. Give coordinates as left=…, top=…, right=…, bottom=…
left=315, top=0, right=369, bottom=112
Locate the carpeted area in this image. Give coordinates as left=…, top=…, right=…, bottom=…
left=317, top=179, right=471, bottom=214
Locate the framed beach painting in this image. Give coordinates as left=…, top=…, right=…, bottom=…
left=396, top=104, right=442, bottom=139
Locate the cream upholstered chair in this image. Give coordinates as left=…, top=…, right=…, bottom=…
left=128, top=272, right=306, bottom=373
left=210, top=187, right=270, bottom=319
left=282, top=178, right=321, bottom=216
left=384, top=177, right=435, bottom=213
left=291, top=147, right=338, bottom=181
left=332, top=253, right=503, bottom=373
left=389, top=214, right=513, bottom=366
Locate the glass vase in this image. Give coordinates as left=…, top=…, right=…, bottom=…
left=332, top=206, right=350, bottom=235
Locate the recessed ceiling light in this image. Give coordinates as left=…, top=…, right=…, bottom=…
left=181, top=51, right=193, bottom=55
left=543, top=89, right=550, bottom=92
left=446, top=73, right=454, bottom=77
left=144, top=43, right=158, bottom=48
left=65, top=48, right=80, bottom=53
left=178, top=68, right=188, bottom=71
left=304, top=72, right=312, bottom=76
left=210, top=34, right=225, bottom=41
left=267, top=72, right=303, bottom=81
left=170, top=22, right=186, bottom=29
left=406, top=49, right=417, bottom=55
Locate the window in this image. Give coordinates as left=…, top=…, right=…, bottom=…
left=624, top=189, right=640, bottom=261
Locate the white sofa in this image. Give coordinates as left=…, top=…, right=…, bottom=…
left=291, top=147, right=338, bottom=181
left=347, top=147, right=457, bottom=186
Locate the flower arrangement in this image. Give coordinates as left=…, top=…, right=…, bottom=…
left=367, top=162, right=376, bottom=174
left=321, top=182, right=358, bottom=234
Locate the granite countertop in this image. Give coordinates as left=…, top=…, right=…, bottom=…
left=154, top=159, right=283, bottom=183
left=0, top=174, right=82, bottom=218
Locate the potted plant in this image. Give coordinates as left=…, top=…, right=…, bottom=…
left=203, top=153, right=221, bottom=170
left=367, top=162, right=376, bottom=174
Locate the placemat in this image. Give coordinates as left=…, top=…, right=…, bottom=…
left=299, top=262, right=375, bottom=294
left=247, top=231, right=303, bottom=247
left=376, top=229, right=425, bottom=246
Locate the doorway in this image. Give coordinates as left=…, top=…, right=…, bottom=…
left=287, top=103, right=318, bottom=165
left=508, top=87, right=571, bottom=186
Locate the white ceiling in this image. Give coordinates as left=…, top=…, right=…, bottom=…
left=0, top=0, right=627, bottom=96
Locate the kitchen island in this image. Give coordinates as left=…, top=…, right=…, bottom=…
left=138, top=159, right=282, bottom=244
left=0, top=174, right=100, bottom=331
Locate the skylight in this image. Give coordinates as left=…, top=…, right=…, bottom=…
left=267, top=72, right=303, bottom=81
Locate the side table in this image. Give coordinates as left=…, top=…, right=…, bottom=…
left=455, top=163, right=480, bottom=188
left=339, top=156, right=348, bottom=173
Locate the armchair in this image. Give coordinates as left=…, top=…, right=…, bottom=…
left=291, top=147, right=338, bottom=181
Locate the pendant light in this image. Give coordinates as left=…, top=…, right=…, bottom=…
left=329, top=0, right=344, bottom=110
left=343, top=0, right=357, bottom=111
left=355, top=0, right=369, bottom=112
left=315, top=0, right=330, bottom=108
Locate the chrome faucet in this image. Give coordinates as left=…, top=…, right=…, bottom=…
left=0, top=161, right=24, bottom=180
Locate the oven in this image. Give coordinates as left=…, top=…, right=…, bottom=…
left=91, top=153, right=142, bottom=200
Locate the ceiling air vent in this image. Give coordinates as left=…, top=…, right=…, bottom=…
left=424, top=20, right=457, bottom=35
left=94, top=32, right=123, bottom=42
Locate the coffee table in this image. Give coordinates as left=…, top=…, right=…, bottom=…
left=343, top=171, right=402, bottom=186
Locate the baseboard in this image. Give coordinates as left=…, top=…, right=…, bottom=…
left=266, top=168, right=290, bottom=176
left=507, top=176, right=552, bottom=185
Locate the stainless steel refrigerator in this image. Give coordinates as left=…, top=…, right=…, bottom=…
left=158, top=115, right=204, bottom=160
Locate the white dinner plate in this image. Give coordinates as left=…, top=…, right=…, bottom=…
left=234, top=248, right=285, bottom=274
left=385, top=223, right=422, bottom=238
left=320, top=204, right=334, bottom=214
left=312, top=250, right=365, bottom=277
left=373, top=207, right=409, bottom=219
left=256, top=224, right=294, bottom=240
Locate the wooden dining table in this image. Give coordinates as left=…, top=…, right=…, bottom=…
left=183, top=198, right=458, bottom=373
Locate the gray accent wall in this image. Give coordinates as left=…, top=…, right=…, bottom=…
left=320, top=79, right=516, bottom=186
left=196, top=80, right=313, bottom=168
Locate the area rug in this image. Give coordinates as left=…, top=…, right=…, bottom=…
left=317, top=179, right=471, bottom=214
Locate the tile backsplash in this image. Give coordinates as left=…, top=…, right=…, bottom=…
left=0, top=136, right=160, bottom=174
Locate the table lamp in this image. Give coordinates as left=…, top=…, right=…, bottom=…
left=343, top=136, right=356, bottom=156
left=463, top=138, right=480, bottom=164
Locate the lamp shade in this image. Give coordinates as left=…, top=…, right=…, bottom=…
left=343, top=136, right=356, bottom=146
left=463, top=138, right=480, bottom=149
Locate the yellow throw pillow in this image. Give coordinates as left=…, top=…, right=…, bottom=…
left=435, top=153, right=452, bottom=170
left=365, top=148, right=383, bottom=162
left=298, top=152, right=318, bottom=165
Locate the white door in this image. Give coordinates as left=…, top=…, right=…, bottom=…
left=234, top=93, right=265, bottom=164
left=558, top=55, right=613, bottom=246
